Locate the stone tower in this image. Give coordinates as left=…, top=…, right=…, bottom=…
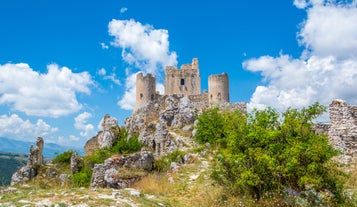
left=208, top=73, right=229, bottom=104
left=135, top=72, right=156, bottom=112
left=165, top=58, right=201, bottom=96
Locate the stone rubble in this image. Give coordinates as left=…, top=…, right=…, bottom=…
left=90, top=151, right=154, bottom=188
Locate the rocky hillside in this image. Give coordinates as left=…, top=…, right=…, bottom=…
left=1, top=99, right=357, bottom=206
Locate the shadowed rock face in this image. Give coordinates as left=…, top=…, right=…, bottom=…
left=11, top=137, right=44, bottom=185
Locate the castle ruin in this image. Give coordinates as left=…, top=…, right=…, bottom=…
left=134, top=58, right=237, bottom=112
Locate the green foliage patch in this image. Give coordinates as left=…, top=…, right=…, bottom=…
left=53, top=150, right=75, bottom=165
left=72, top=167, right=92, bottom=187
left=195, top=103, right=349, bottom=205
left=153, top=150, right=186, bottom=172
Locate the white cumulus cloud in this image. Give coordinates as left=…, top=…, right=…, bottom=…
left=0, top=114, right=58, bottom=141
left=108, top=19, right=177, bottom=110
left=0, top=63, right=93, bottom=117
left=243, top=1, right=357, bottom=114
left=74, top=112, right=95, bottom=139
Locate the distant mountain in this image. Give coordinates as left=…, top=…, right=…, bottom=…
left=0, top=151, right=27, bottom=186
left=0, top=137, right=83, bottom=158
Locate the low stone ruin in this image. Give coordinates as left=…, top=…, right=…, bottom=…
left=11, top=137, right=44, bottom=185
left=90, top=151, right=154, bottom=188
left=328, top=99, right=357, bottom=164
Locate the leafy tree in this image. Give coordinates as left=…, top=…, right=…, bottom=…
left=196, top=103, right=347, bottom=205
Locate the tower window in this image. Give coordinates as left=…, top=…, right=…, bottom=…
left=140, top=93, right=143, bottom=100
left=180, top=78, right=185, bottom=86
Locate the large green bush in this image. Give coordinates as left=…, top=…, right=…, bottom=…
left=53, top=150, right=75, bottom=165
left=196, top=103, right=348, bottom=205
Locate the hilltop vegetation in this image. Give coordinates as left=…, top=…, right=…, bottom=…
left=1, top=103, right=356, bottom=206
left=196, top=103, right=354, bottom=206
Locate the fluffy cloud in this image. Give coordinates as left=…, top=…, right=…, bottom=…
left=298, top=2, right=357, bottom=59
left=243, top=1, right=357, bottom=113
left=97, top=67, right=121, bottom=86
left=74, top=112, right=95, bottom=138
left=0, top=114, right=58, bottom=141
left=108, top=19, right=177, bottom=110
left=0, top=63, right=93, bottom=117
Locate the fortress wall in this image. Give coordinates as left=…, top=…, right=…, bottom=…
left=329, top=100, right=357, bottom=163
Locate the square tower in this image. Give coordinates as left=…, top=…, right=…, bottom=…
left=164, top=58, right=201, bottom=96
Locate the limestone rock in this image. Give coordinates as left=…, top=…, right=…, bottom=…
left=90, top=151, right=154, bottom=188
left=70, top=152, right=84, bottom=174
left=84, top=114, right=119, bottom=155
left=11, top=137, right=44, bottom=185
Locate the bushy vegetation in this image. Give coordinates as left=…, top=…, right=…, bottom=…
left=153, top=150, right=186, bottom=172
left=72, top=167, right=92, bottom=187
left=53, top=150, right=75, bottom=165
left=84, top=130, right=143, bottom=168
left=52, top=127, right=144, bottom=187
left=196, top=103, right=350, bottom=205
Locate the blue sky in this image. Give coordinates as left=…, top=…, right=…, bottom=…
left=1, top=0, right=357, bottom=149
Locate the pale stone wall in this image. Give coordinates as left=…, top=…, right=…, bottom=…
left=208, top=73, right=229, bottom=104
left=165, top=58, right=200, bottom=96
left=328, top=99, right=357, bottom=164
left=135, top=73, right=156, bottom=112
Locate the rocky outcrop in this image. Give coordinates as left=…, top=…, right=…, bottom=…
left=90, top=151, right=154, bottom=188
left=11, top=137, right=44, bottom=185
left=126, top=95, right=198, bottom=156
left=84, top=114, right=120, bottom=155
left=329, top=100, right=357, bottom=164
left=70, top=152, right=84, bottom=174
left=126, top=95, right=247, bottom=157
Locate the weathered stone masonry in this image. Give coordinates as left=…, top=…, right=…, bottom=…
left=328, top=99, right=357, bottom=164
left=128, top=58, right=246, bottom=156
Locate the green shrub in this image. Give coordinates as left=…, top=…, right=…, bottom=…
left=111, top=134, right=143, bottom=155
left=53, top=150, right=75, bottom=165
left=153, top=151, right=185, bottom=172
left=84, top=148, right=111, bottom=168
left=197, top=103, right=348, bottom=205
left=72, top=167, right=92, bottom=187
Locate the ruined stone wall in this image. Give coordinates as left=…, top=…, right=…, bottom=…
left=165, top=58, right=200, bottom=96
left=328, top=100, right=357, bottom=164
left=135, top=73, right=156, bottom=112
left=208, top=73, right=229, bottom=104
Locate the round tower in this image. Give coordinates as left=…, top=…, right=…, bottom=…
left=208, top=73, right=229, bottom=104
left=135, top=72, right=156, bottom=111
